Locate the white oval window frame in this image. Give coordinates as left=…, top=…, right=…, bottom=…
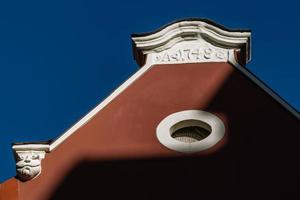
left=156, top=110, right=225, bottom=153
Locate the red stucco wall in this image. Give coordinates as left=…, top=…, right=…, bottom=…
left=0, top=178, right=18, bottom=200
left=5, top=62, right=300, bottom=199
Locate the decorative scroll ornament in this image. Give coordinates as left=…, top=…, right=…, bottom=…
left=14, top=150, right=46, bottom=181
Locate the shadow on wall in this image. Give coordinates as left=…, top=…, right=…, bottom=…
left=48, top=69, right=300, bottom=200
left=49, top=156, right=236, bottom=200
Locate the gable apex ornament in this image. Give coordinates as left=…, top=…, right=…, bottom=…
left=131, top=18, right=251, bottom=67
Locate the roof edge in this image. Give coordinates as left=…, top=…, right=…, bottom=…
left=228, top=50, right=300, bottom=120
left=16, top=50, right=299, bottom=154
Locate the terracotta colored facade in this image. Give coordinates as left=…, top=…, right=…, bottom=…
left=1, top=19, right=299, bottom=200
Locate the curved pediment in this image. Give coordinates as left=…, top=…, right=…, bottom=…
left=132, top=18, right=251, bottom=66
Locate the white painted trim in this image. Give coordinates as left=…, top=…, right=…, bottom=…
left=47, top=50, right=299, bottom=152
left=132, top=20, right=251, bottom=64
left=12, top=144, right=50, bottom=152
left=49, top=54, right=157, bottom=151
left=156, top=110, right=225, bottom=153
left=10, top=53, right=155, bottom=181
left=11, top=50, right=299, bottom=181
left=228, top=50, right=300, bottom=120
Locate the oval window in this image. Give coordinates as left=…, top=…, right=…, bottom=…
left=156, top=110, right=225, bottom=153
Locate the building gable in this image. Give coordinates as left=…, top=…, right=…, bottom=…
left=2, top=18, right=299, bottom=200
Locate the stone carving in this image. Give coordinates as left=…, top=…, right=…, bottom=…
left=14, top=150, right=46, bottom=181
left=151, top=40, right=228, bottom=65
left=131, top=20, right=251, bottom=66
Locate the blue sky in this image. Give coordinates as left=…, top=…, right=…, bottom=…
left=0, top=0, right=299, bottom=182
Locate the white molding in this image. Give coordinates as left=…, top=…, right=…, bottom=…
left=228, top=50, right=300, bottom=120
left=49, top=54, right=158, bottom=151
left=12, top=144, right=50, bottom=152
left=156, top=110, right=225, bottom=153
left=10, top=54, right=158, bottom=182
left=14, top=150, right=46, bottom=181
left=132, top=20, right=251, bottom=64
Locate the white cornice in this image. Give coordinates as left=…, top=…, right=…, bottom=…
left=132, top=20, right=251, bottom=66
left=12, top=144, right=50, bottom=152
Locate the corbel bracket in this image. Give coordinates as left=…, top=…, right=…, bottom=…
left=12, top=144, right=49, bottom=181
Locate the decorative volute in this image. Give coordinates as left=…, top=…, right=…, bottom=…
left=131, top=18, right=251, bottom=67
left=12, top=144, right=49, bottom=181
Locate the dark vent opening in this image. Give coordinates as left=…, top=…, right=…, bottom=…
left=171, top=124, right=211, bottom=144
